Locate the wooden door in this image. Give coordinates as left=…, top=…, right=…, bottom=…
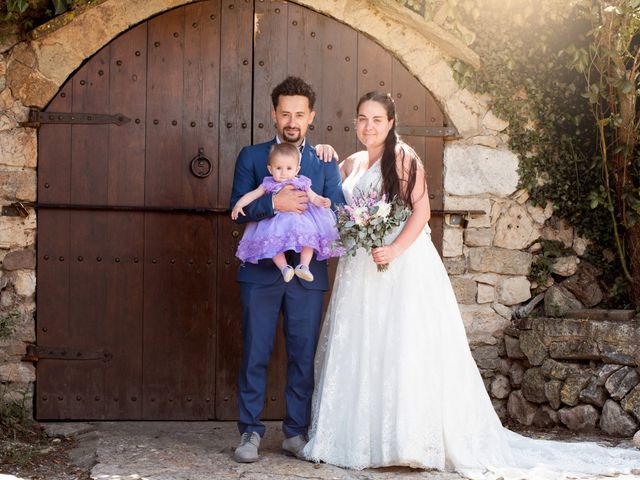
left=35, top=0, right=444, bottom=420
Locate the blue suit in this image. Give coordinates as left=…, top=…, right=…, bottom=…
left=230, top=138, right=345, bottom=438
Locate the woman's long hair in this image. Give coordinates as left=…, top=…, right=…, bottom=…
left=357, top=91, right=423, bottom=209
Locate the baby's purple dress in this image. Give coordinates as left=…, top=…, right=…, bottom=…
left=236, top=175, right=343, bottom=264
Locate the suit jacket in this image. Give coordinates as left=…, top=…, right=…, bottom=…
left=229, top=138, right=345, bottom=290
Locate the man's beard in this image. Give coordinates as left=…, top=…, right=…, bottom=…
left=282, top=128, right=301, bottom=143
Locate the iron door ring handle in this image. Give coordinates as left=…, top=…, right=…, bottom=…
left=191, top=149, right=213, bottom=178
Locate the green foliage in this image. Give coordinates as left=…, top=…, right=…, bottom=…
left=0, top=310, right=18, bottom=339
left=428, top=0, right=638, bottom=306
left=528, top=240, right=577, bottom=292
left=0, top=0, right=94, bottom=35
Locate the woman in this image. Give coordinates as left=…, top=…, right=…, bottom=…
left=302, top=91, right=640, bottom=479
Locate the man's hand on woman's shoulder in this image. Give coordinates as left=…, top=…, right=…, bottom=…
left=314, top=144, right=339, bottom=163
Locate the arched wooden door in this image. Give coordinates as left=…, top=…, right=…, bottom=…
left=35, top=0, right=444, bottom=420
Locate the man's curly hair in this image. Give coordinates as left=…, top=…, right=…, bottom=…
left=271, top=76, right=316, bottom=110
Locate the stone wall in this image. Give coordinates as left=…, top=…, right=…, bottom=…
left=0, top=0, right=603, bottom=425
left=498, top=316, right=639, bottom=438
left=0, top=48, right=37, bottom=414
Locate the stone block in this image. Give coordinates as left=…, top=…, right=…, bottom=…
left=491, top=374, right=511, bottom=400
left=476, top=283, right=495, bottom=304
left=605, top=367, right=640, bottom=401
left=443, top=227, right=463, bottom=257
left=482, top=110, right=509, bottom=132
left=622, top=385, right=640, bottom=421
left=533, top=405, right=559, bottom=428
left=468, top=247, right=533, bottom=275
left=509, top=361, right=525, bottom=387
left=0, top=362, right=34, bottom=383
left=493, top=203, right=542, bottom=250
left=519, top=330, right=548, bottom=366
left=443, top=255, right=466, bottom=275
left=450, top=277, right=477, bottom=304
left=560, top=374, right=591, bottom=407
left=0, top=167, right=36, bottom=201
left=0, top=213, right=36, bottom=249
left=600, top=400, right=638, bottom=437
left=579, top=377, right=608, bottom=408
left=491, top=302, right=513, bottom=320
left=0, top=128, right=36, bottom=168
left=551, top=256, right=579, bottom=277
left=561, top=262, right=603, bottom=307
left=544, top=285, right=583, bottom=317
left=596, top=364, right=622, bottom=386
left=443, top=196, right=491, bottom=228
left=522, top=368, right=547, bottom=403
left=507, top=390, right=537, bottom=426
left=505, top=335, right=525, bottom=359
left=459, top=304, right=510, bottom=346
left=2, top=249, right=35, bottom=270
left=559, top=404, right=599, bottom=432
left=541, top=217, right=574, bottom=248
left=540, top=359, right=586, bottom=381
left=545, top=380, right=563, bottom=410
left=464, top=228, right=492, bottom=247
left=471, top=345, right=500, bottom=370
left=496, top=276, right=531, bottom=306
left=12, top=270, right=35, bottom=297
left=444, top=145, right=518, bottom=197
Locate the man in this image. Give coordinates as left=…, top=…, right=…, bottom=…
left=229, top=76, right=345, bottom=462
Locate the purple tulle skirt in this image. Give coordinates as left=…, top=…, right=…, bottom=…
left=236, top=204, right=344, bottom=263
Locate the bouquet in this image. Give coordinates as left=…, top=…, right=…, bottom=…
left=335, top=189, right=411, bottom=271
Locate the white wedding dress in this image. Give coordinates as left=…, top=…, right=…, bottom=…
left=303, top=159, right=640, bottom=479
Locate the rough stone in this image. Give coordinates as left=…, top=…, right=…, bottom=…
left=476, top=283, right=495, bottom=303
left=0, top=167, right=36, bottom=201
left=560, top=374, right=591, bottom=406
left=464, top=228, right=492, bottom=247
left=443, top=227, right=463, bottom=257
left=509, top=361, right=525, bottom=387
left=507, top=390, right=537, bottom=426
left=545, top=380, right=563, bottom=410
left=444, top=145, right=518, bottom=197
left=450, top=276, right=477, bottom=304
left=561, top=262, right=604, bottom=307
left=468, top=134, right=499, bottom=148
left=443, top=196, right=491, bottom=228
left=579, top=377, right=608, bottom=408
left=491, top=374, right=511, bottom=400
left=527, top=202, right=552, bottom=225
left=596, top=364, right=623, bottom=386
left=2, top=249, right=36, bottom=270
left=559, top=404, right=599, bottom=432
left=492, top=398, right=507, bottom=420
left=493, top=203, right=542, bottom=250
left=443, top=89, right=483, bottom=138
left=471, top=345, right=500, bottom=370
left=551, top=256, right=579, bottom=277
left=572, top=236, right=590, bottom=256
left=491, top=302, right=513, bottom=320
left=443, top=255, right=466, bottom=275
left=505, top=335, right=525, bottom=359
left=600, top=400, right=638, bottom=437
left=533, top=404, right=559, bottom=428
left=482, top=110, right=509, bottom=132
left=474, top=273, right=499, bottom=285
left=468, top=247, right=533, bottom=275
left=0, top=129, right=37, bottom=168
left=622, top=385, right=640, bottom=421
left=522, top=368, right=547, bottom=403
left=11, top=270, right=35, bottom=298
left=495, top=276, right=531, bottom=306
left=459, top=304, right=510, bottom=346
left=634, top=430, right=640, bottom=448
left=0, top=214, right=36, bottom=249
left=593, top=321, right=638, bottom=366
left=605, top=367, right=640, bottom=401
left=519, top=330, right=548, bottom=366
left=541, top=217, right=574, bottom=248
left=544, top=285, right=583, bottom=317
left=0, top=362, right=34, bottom=383
left=540, top=359, right=586, bottom=381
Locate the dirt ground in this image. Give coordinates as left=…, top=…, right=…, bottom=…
left=0, top=422, right=91, bottom=480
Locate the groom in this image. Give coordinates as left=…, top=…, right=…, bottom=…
left=229, top=76, right=345, bottom=462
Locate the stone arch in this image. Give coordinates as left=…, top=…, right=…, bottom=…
left=6, top=0, right=487, bottom=138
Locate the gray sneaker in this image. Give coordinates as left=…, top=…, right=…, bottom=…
left=234, top=431, right=261, bottom=463
left=282, top=434, right=307, bottom=459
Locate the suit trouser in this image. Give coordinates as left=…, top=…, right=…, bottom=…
left=237, top=278, right=324, bottom=438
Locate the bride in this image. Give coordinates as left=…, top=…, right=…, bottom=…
left=302, top=91, right=640, bottom=479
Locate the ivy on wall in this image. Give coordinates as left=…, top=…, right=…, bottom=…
left=0, top=0, right=95, bottom=35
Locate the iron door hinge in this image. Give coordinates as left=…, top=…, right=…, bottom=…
left=19, top=108, right=130, bottom=128
left=2, top=201, right=230, bottom=217
left=23, top=345, right=113, bottom=363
